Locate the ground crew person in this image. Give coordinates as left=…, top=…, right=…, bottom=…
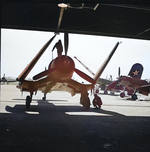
left=52, top=40, right=63, bottom=56
left=92, top=94, right=102, bottom=109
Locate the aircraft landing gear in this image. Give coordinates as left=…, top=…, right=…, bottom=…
left=26, top=93, right=33, bottom=109
left=80, top=94, right=90, bottom=110
left=42, top=93, right=46, bottom=100
left=120, top=92, right=125, bottom=98
left=80, top=86, right=90, bottom=110
left=26, top=95, right=32, bottom=109
left=104, top=90, right=108, bottom=94
left=132, top=94, right=137, bottom=100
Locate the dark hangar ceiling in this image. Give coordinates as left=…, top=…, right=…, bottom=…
left=1, top=1, right=150, bottom=40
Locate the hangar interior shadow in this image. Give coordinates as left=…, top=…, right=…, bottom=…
left=1, top=99, right=150, bottom=152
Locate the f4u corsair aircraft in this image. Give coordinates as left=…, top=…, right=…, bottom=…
left=106, top=63, right=150, bottom=100
left=119, top=63, right=150, bottom=100
left=16, top=33, right=120, bottom=109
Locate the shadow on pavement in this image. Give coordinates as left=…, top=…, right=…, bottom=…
left=1, top=100, right=150, bottom=152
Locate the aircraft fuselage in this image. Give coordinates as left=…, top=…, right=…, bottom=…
left=49, top=55, right=75, bottom=82
left=119, top=76, right=148, bottom=88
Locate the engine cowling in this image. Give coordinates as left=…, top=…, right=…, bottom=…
left=48, top=55, right=75, bottom=82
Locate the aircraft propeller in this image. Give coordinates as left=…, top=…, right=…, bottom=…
left=33, top=68, right=56, bottom=80
left=33, top=32, right=95, bottom=84
left=74, top=68, right=96, bottom=84
left=64, top=32, right=69, bottom=56
left=33, top=65, right=95, bottom=84
left=118, top=67, right=121, bottom=78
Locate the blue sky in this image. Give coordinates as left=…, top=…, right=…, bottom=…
left=1, top=28, right=150, bottom=82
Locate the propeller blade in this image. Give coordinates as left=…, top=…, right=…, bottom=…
left=118, top=67, right=121, bottom=78
left=74, top=68, right=96, bottom=84
left=33, top=70, right=49, bottom=80
left=64, top=32, right=69, bottom=56
left=33, top=68, right=56, bottom=80
left=17, top=34, right=56, bottom=82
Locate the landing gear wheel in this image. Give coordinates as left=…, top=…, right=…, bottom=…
left=80, top=96, right=90, bottom=110
left=83, top=103, right=90, bottom=110
left=120, top=92, right=125, bottom=98
left=104, top=90, right=108, bottom=94
left=26, top=96, right=31, bottom=109
left=96, top=89, right=99, bottom=94
left=132, top=94, right=137, bottom=100
left=98, top=106, right=101, bottom=109
left=83, top=97, right=90, bottom=110
left=42, top=93, right=46, bottom=100
left=42, top=97, right=46, bottom=100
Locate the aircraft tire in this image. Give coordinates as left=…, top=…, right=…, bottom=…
left=26, top=95, right=31, bottom=109
left=83, top=97, right=90, bottom=110
left=104, top=90, right=108, bottom=94
left=120, top=92, right=125, bottom=98
left=132, top=94, right=137, bottom=100
left=83, top=104, right=90, bottom=110
left=96, top=89, right=99, bottom=93
left=98, top=106, right=101, bottom=109
left=42, top=93, right=46, bottom=100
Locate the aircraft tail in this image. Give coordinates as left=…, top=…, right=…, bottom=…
left=93, top=42, right=120, bottom=83
left=128, top=63, right=143, bottom=79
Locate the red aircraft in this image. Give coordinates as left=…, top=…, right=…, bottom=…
left=107, top=63, right=150, bottom=100
left=16, top=33, right=120, bottom=109
left=105, top=80, right=134, bottom=96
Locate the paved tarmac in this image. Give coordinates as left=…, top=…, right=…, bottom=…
left=0, top=85, right=150, bottom=152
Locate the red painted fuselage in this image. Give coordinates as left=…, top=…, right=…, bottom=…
left=119, top=76, right=148, bottom=88
left=48, top=55, right=75, bottom=82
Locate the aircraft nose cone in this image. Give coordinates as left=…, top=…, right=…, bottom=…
left=63, top=59, right=70, bottom=67
left=50, top=55, right=75, bottom=73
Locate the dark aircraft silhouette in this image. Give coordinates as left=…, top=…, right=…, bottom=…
left=0, top=74, right=17, bottom=84
left=15, top=4, right=121, bottom=109
left=0, top=74, right=8, bottom=84
left=16, top=32, right=120, bottom=109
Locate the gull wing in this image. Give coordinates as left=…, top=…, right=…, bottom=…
left=17, top=34, right=56, bottom=82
